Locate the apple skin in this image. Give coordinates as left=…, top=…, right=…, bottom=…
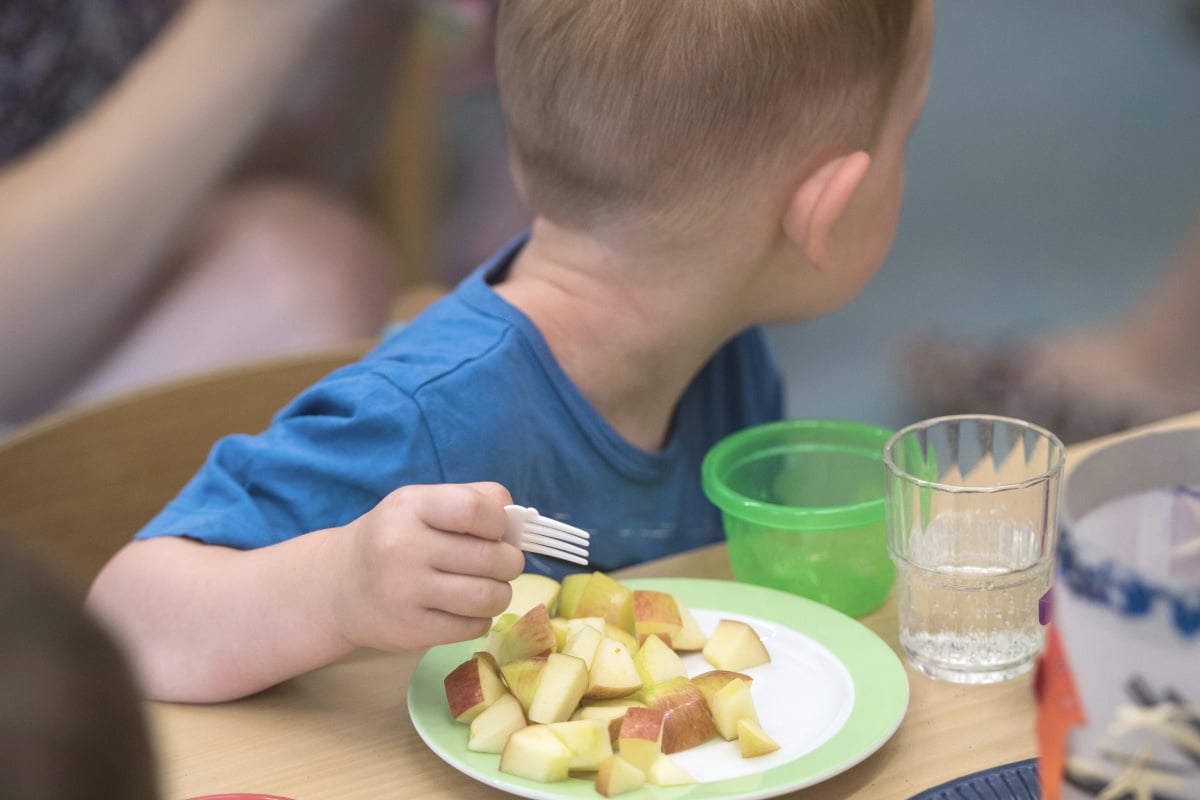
left=594, top=754, right=645, bottom=797
left=636, top=676, right=717, bottom=754
left=572, top=572, right=636, bottom=635
left=632, top=589, right=682, bottom=642
left=557, top=572, right=591, bottom=618
left=616, top=706, right=664, bottom=772
left=443, top=651, right=507, bottom=723
left=496, top=604, right=557, bottom=666
left=573, top=697, right=647, bottom=741
left=702, top=618, right=771, bottom=671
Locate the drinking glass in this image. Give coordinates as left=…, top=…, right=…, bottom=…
left=884, top=414, right=1065, bottom=684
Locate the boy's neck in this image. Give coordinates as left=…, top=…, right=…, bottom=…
left=494, top=217, right=770, bottom=451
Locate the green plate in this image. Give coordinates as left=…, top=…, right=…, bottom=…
left=408, top=578, right=908, bottom=799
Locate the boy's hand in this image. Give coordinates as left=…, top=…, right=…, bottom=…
left=328, top=482, right=526, bottom=652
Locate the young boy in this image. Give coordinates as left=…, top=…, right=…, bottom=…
left=88, top=0, right=933, bottom=703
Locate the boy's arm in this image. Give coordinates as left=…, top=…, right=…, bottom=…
left=87, top=482, right=525, bottom=703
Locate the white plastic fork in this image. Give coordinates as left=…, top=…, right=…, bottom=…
left=503, top=504, right=591, bottom=566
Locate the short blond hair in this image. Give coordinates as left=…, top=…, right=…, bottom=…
left=496, top=0, right=916, bottom=234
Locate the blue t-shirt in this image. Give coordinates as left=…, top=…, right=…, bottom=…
left=136, top=234, right=784, bottom=578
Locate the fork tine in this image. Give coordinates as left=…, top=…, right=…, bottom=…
left=520, top=532, right=589, bottom=559
left=527, top=514, right=590, bottom=541
left=502, top=505, right=592, bottom=566
left=519, top=542, right=589, bottom=566
left=524, top=520, right=590, bottom=547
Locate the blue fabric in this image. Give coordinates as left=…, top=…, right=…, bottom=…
left=136, top=233, right=784, bottom=578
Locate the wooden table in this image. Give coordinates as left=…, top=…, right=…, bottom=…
left=148, top=411, right=1200, bottom=800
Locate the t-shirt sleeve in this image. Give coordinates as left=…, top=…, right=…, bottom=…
left=134, top=367, right=441, bottom=550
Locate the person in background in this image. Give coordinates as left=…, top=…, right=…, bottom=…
left=899, top=215, right=1200, bottom=444
left=0, top=0, right=406, bottom=429
left=87, top=0, right=933, bottom=704
left=0, top=534, right=158, bottom=800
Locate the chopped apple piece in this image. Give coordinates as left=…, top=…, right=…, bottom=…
left=636, top=676, right=717, bottom=753
left=702, top=619, right=771, bottom=671
left=594, top=754, right=645, bottom=797
left=496, top=604, right=557, bottom=666
left=557, top=572, right=591, bottom=618
left=499, top=724, right=572, bottom=782
left=467, top=693, right=526, bottom=753
left=443, top=651, right=507, bottom=723
left=565, top=616, right=607, bottom=639
left=585, top=638, right=643, bottom=700
left=737, top=718, right=781, bottom=758
left=574, top=697, right=647, bottom=741
left=691, top=669, right=754, bottom=709
left=632, top=589, right=683, bottom=643
left=671, top=598, right=707, bottom=651
left=528, top=653, right=589, bottom=724
left=550, top=617, right=570, bottom=651
left=547, top=718, right=613, bottom=771
left=604, top=623, right=639, bottom=654
left=499, top=573, right=561, bottom=620
left=645, top=753, right=697, bottom=786
left=484, top=613, right=518, bottom=661
left=632, top=633, right=687, bottom=687
left=500, top=656, right=548, bottom=714
left=572, top=572, right=636, bottom=635
left=562, top=624, right=604, bottom=670
left=616, top=706, right=664, bottom=772
left=711, top=678, right=758, bottom=741
left=635, top=631, right=672, bottom=649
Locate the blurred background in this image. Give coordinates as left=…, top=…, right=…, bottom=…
left=427, top=0, right=1200, bottom=436
left=5, top=0, right=1200, bottom=436
left=767, top=0, right=1200, bottom=431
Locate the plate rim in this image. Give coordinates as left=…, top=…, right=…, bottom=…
left=408, top=577, right=910, bottom=800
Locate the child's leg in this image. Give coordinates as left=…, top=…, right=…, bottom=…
left=58, top=179, right=399, bottom=411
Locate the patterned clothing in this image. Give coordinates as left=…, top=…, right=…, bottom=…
left=0, top=0, right=177, bottom=163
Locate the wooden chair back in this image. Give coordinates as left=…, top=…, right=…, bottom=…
left=0, top=340, right=374, bottom=595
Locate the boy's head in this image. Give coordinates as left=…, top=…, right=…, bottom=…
left=0, top=535, right=158, bottom=800
left=496, top=0, right=924, bottom=240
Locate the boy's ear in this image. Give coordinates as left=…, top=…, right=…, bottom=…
left=782, top=151, right=872, bottom=271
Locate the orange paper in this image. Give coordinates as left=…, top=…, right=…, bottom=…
left=1034, top=625, right=1086, bottom=800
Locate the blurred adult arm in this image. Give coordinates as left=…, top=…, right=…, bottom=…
left=0, top=0, right=358, bottom=419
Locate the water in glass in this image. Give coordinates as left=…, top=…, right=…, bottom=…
left=895, top=510, right=1049, bottom=684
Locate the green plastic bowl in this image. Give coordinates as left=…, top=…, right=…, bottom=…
left=702, top=419, right=895, bottom=617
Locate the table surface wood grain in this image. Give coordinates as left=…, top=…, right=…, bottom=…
left=147, top=411, right=1200, bottom=800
